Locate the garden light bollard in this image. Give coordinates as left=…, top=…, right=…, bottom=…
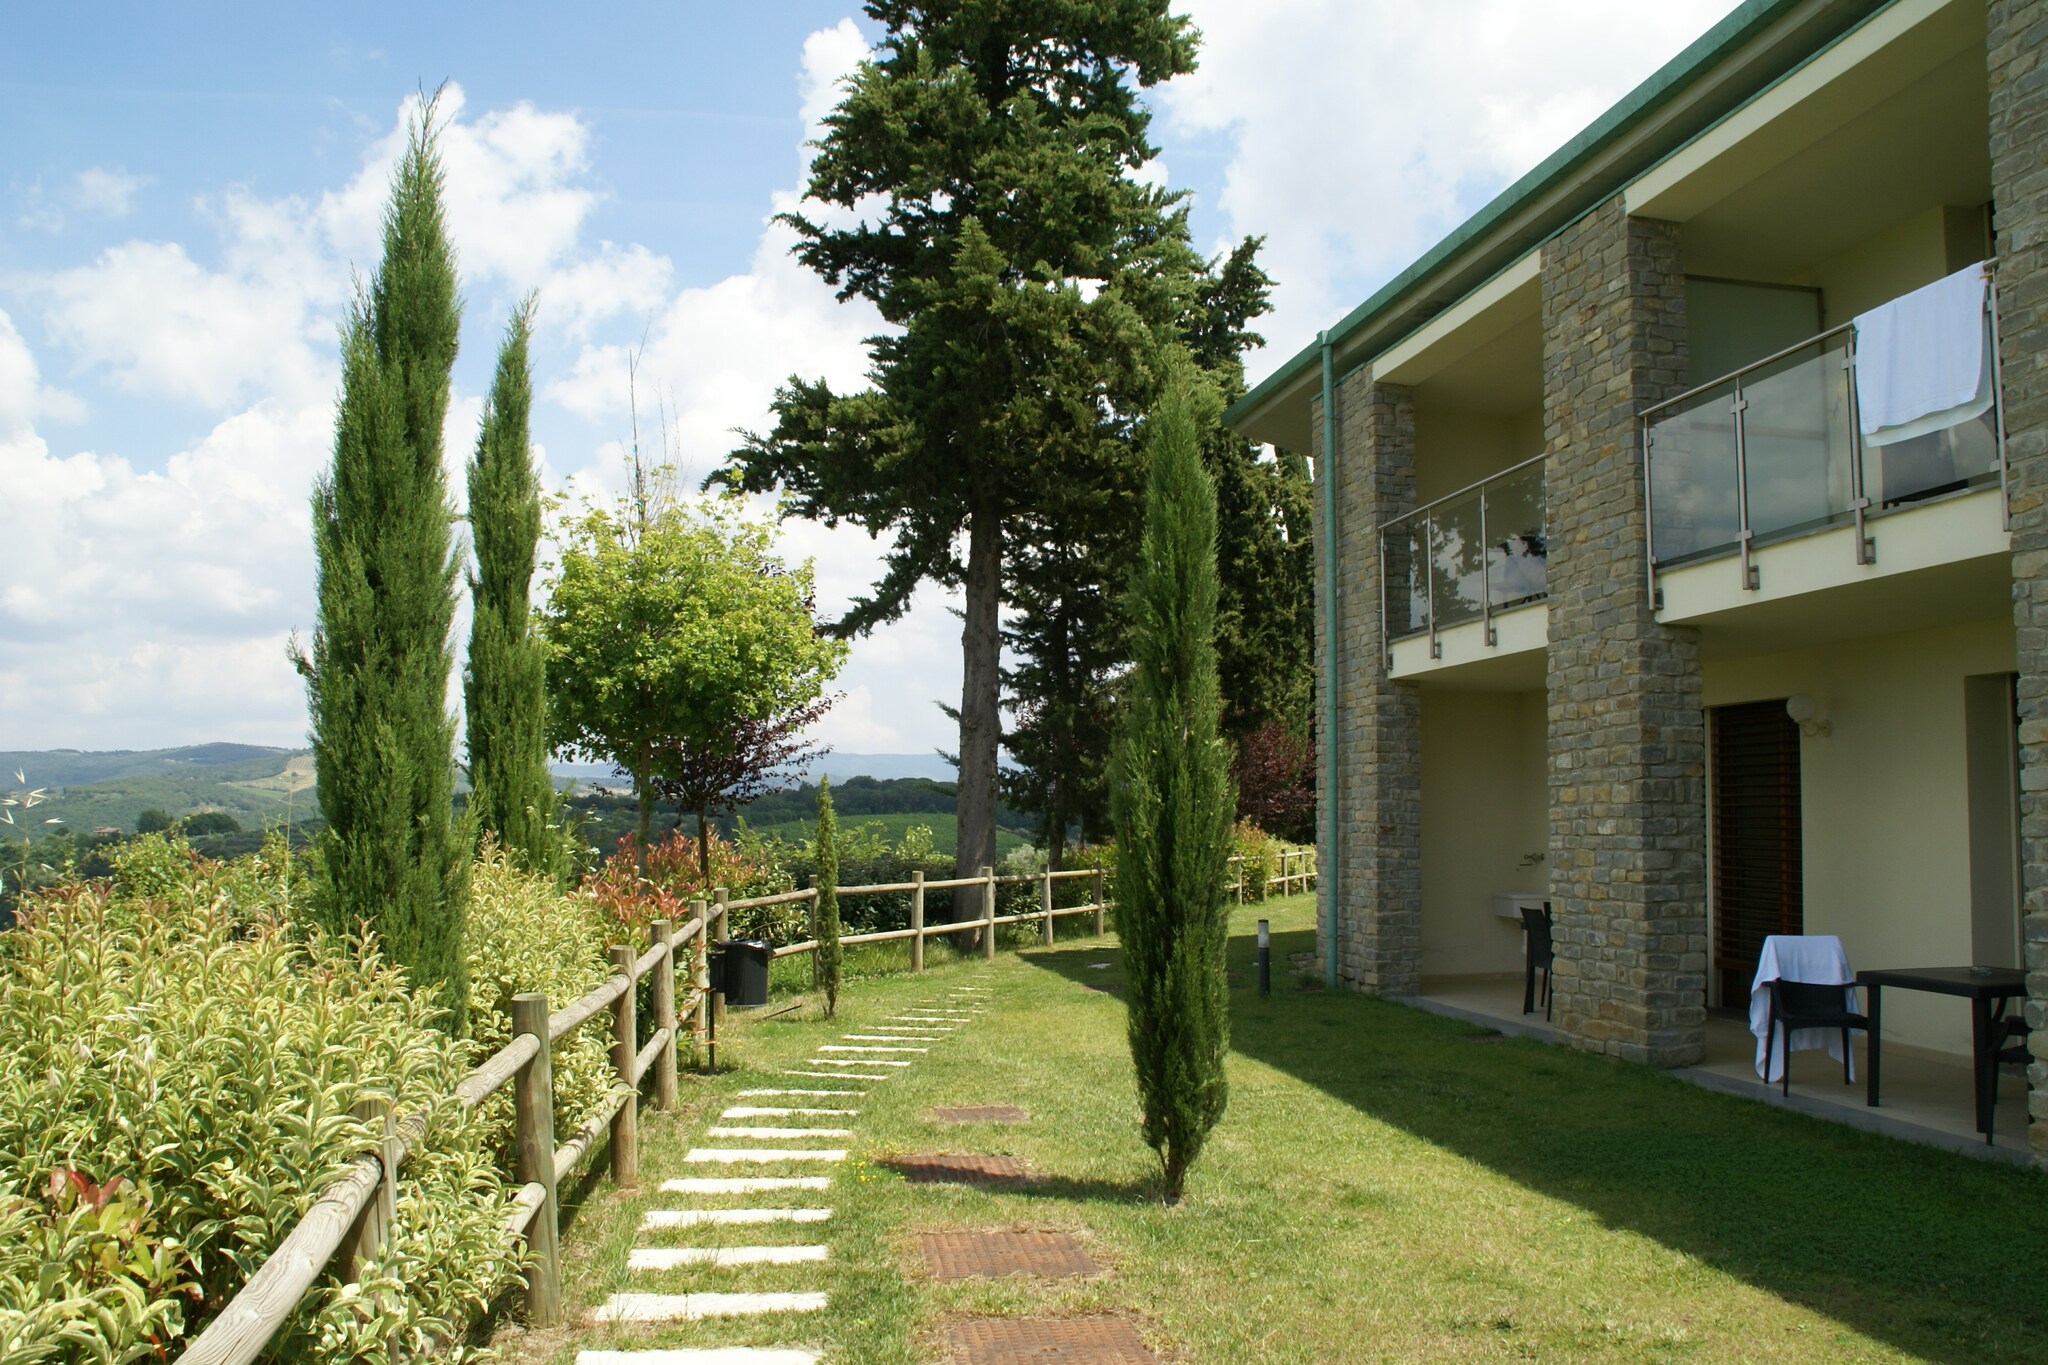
left=650, top=918, right=679, bottom=1110
left=1093, top=867, right=1105, bottom=936
left=1041, top=863, right=1055, bottom=946
left=1257, top=918, right=1271, bottom=997
left=981, top=865, right=996, bottom=960
left=608, top=944, right=639, bottom=1189
left=911, top=869, right=926, bottom=973
left=510, top=991, right=561, bottom=1328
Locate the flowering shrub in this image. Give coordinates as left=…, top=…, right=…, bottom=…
left=582, top=826, right=796, bottom=940
left=0, top=835, right=515, bottom=1362
left=1232, top=820, right=1279, bottom=903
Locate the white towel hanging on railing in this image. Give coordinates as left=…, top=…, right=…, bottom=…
left=1854, top=262, right=1993, bottom=446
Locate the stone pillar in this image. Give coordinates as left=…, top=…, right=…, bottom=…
left=1311, top=365, right=1422, bottom=994
left=1989, top=0, right=2048, bottom=1163
left=1540, top=198, right=1708, bottom=1067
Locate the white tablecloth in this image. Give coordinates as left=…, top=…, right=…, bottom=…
left=1749, top=935, right=1859, bottom=1082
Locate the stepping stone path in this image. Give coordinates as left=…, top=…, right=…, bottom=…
left=576, top=982, right=996, bottom=1364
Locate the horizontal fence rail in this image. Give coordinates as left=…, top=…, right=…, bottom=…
left=174, top=846, right=1312, bottom=1361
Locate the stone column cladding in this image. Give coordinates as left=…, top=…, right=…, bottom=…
left=1310, top=367, right=1423, bottom=993
left=1989, top=0, right=2048, bottom=1163
left=1539, top=197, right=1709, bottom=1067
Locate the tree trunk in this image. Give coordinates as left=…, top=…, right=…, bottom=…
left=696, top=806, right=712, bottom=886
left=955, top=505, right=1002, bottom=916
left=633, top=761, right=653, bottom=878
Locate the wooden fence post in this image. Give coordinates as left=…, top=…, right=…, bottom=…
left=608, top=944, right=639, bottom=1189
left=1040, top=863, right=1054, bottom=946
left=712, top=886, right=730, bottom=1028
left=689, top=898, right=710, bottom=1069
left=650, top=919, right=679, bottom=1111
left=1092, top=867, right=1105, bottom=936
left=510, top=992, right=561, bottom=1328
left=981, top=866, right=996, bottom=960
left=336, top=1095, right=397, bottom=1283
left=911, top=870, right=925, bottom=973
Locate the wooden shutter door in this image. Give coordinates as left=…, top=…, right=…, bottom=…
left=1712, top=700, right=1803, bottom=1001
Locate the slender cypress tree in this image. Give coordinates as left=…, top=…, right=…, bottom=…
left=1110, top=365, right=1235, bottom=1203
left=296, top=103, right=470, bottom=1033
left=814, top=776, right=842, bottom=1018
left=465, top=297, right=556, bottom=875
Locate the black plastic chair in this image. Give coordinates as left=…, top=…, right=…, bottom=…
left=1520, top=903, right=1554, bottom=1020
left=1764, top=979, right=1869, bottom=1096
left=1986, top=1009, right=2030, bottom=1137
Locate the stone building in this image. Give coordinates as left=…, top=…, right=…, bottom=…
left=1226, top=0, right=2048, bottom=1162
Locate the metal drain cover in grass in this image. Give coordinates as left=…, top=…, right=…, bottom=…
left=946, top=1317, right=1157, bottom=1363
left=922, top=1230, right=1099, bottom=1279
left=931, top=1105, right=1029, bottom=1125
left=886, top=1153, right=1034, bottom=1185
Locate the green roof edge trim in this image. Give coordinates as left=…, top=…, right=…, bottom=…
left=1223, top=0, right=1814, bottom=435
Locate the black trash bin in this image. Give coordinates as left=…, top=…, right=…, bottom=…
left=714, top=939, right=772, bottom=1008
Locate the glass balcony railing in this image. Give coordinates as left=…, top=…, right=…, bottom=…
left=1641, top=284, right=2008, bottom=594
left=1379, top=455, right=1547, bottom=654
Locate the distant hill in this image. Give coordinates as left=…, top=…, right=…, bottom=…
left=549, top=753, right=961, bottom=787
left=4, top=745, right=315, bottom=837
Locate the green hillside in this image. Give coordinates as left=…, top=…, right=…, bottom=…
left=5, top=745, right=315, bottom=837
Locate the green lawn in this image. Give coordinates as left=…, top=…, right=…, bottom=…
left=496, top=894, right=2048, bottom=1363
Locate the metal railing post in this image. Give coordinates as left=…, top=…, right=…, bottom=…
left=1641, top=421, right=1660, bottom=606
left=1479, top=487, right=1495, bottom=646
left=650, top=919, right=679, bottom=1111
left=607, top=944, right=639, bottom=1189
left=1731, top=377, right=1759, bottom=591
left=911, top=869, right=926, bottom=972
left=1425, top=508, right=1442, bottom=657
left=510, top=992, right=561, bottom=1327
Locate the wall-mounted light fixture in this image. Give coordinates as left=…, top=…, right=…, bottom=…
left=1786, top=693, right=1832, bottom=738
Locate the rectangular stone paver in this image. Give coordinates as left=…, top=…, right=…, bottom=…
left=629, top=1245, right=828, bottom=1269
left=921, top=1230, right=1099, bottom=1279
left=841, top=1034, right=937, bottom=1043
left=783, top=1069, right=892, bottom=1081
left=592, top=1291, right=827, bottom=1322
left=819, top=1045, right=927, bottom=1054
left=577, top=1350, right=819, bottom=1364
left=804, top=1057, right=911, bottom=1068
left=708, top=1126, right=854, bottom=1139
left=739, top=1088, right=865, bottom=1097
left=643, top=1208, right=831, bottom=1228
left=722, top=1106, right=858, bottom=1118
left=658, top=1177, right=831, bottom=1195
left=683, top=1148, right=846, bottom=1164
left=945, top=1318, right=1158, bottom=1363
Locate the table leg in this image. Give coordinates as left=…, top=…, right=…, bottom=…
left=1972, top=995, right=1993, bottom=1143
left=1865, top=984, right=1882, bottom=1108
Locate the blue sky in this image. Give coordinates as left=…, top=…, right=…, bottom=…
left=0, top=2, right=1736, bottom=756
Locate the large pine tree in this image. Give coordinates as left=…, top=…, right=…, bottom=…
left=296, top=104, right=470, bottom=1033
left=464, top=297, right=556, bottom=875
left=1111, top=364, right=1235, bottom=1204
left=719, top=1, right=1200, bottom=902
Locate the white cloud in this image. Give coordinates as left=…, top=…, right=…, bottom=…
left=71, top=167, right=147, bottom=218
left=1163, top=0, right=1743, bottom=375
left=540, top=243, right=674, bottom=342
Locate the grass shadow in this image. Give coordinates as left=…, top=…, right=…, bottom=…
left=1020, top=911, right=2048, bottom=1365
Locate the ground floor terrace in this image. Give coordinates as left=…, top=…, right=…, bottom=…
left=498, top=893, right=2047, bottom=1363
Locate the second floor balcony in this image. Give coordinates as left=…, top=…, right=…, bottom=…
left=1380, top=455, right=1547, bottom=670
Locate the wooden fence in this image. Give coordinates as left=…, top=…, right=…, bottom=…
left=173, top=846, right=1313, bottom=1361
left=1227, top=846, right=1318, bottom=903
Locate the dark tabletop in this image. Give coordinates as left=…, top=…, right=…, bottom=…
left=1854, top=966, right=2026, bottom=999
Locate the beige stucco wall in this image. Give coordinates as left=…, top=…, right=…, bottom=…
left=1701, top=617, right=2017, bottom=1057
left=1410, top=406, right=1545, bottom=505
left=1792, top=203, right=1985, bottom=328
left=1419, top=688, right=1549, bottom=977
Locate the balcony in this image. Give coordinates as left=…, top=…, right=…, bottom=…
left=1380, top=456, right=1547, bottom=674
left=1640, top=275, right=2008, bottom=613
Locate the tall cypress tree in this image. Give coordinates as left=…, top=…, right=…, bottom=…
left=465, top=297, right=555, bottom=875
left=296, top=104, right=470, bottom=1033
left=814, top=776, right=842, bottom=1018
left=1111, top=364, right=1235, bottom=1204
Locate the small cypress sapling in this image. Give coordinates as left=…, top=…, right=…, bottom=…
left=815, top=775, right=842, bottom=1017
left=1109, top=365, right=1236, bottom=1204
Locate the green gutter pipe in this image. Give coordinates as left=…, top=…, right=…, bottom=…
left=1320, top=331, right=1338, bottom=991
